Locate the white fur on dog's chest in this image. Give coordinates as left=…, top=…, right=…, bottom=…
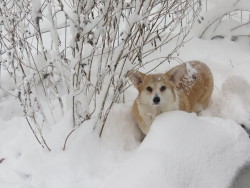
left=137, top=96, right=179, bottom=129
left=137, top=103, right=158, bottom=126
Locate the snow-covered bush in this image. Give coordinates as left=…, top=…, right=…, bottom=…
left=0, top=0, right=202, bottom=150
left=193, top=0, right=250, bottom=41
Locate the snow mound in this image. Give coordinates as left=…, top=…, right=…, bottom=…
left=202, top=75, right=250, bottom=130
left=101, top=103, right=143, bottom=150
left=100, top=111, right=250, bottom=188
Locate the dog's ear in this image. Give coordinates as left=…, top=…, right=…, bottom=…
left=165, top=70, right=179, bottom=87
left=165, top=65, right=185, bottom=84
left=128, top=70, right=145, bottom=89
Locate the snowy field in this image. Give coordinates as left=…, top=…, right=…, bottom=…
left=1, top=33, right=250, bottom=188
left=1, top=0, right=250, bottom=188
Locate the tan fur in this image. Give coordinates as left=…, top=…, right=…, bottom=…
left=129, top=60, right=214, bottom=135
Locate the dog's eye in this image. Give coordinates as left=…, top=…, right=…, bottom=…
left=146, top=86, right=153, bottom=92
left=160, top=86, right=166, bottom=92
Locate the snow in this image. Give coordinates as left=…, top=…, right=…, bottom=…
left=1, top=40, right=250, bottom=187
left=101, top=103, right=143, bottom=150
left=202, top=75, right=250, bottom=129
left=186, top=62, right=197, bottom=78
left=100, top=111, right=250, bottom=188
left=1, top=0, right=250, bottom=188
left=192, top=0, right=250, bottom=39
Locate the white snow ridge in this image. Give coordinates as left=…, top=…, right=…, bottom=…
left=100, top=111, right=250, bottom=188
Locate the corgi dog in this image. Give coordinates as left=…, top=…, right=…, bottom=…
left=129, top=60, right=214, bottom=135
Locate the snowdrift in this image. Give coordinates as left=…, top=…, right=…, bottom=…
left=100, top=111, right=250, bottom=188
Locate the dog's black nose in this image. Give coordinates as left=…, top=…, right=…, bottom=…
left=153, top=96, right=160, bottom=104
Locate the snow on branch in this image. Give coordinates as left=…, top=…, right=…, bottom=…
left=192, top=0, right=250, bottom=40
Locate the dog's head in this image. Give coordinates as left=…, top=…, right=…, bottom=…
left=128, top=70, right=175, bottom=106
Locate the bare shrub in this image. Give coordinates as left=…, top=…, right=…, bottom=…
left=0, top=0, right=202, bottom=150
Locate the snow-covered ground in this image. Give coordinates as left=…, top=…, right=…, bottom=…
left=101, top=111, right=250, bottom=188
left=1, top=1, right=250, bottom=188
left=1, top=35, right=250, bottom=188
